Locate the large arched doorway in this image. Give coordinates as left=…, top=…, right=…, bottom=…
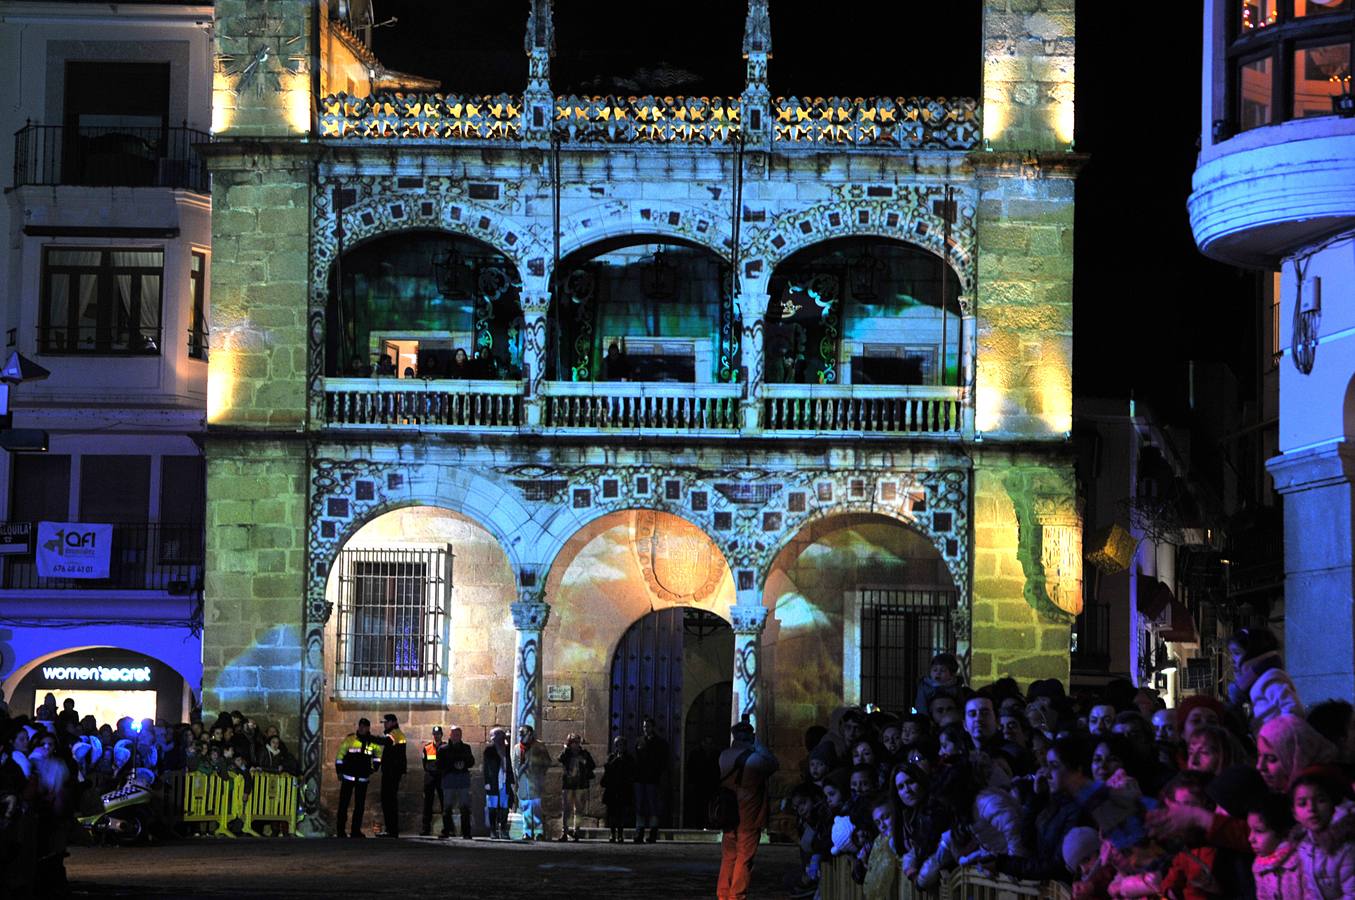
left=608, top=607, right=732, bottom=828
left=763, top=513, right=958, bottom=768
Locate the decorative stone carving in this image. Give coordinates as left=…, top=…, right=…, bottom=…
left=510, top=598, right=551, bottom=631
left=730, top=604, right=768, bottom=635
left=1036, top=499, right=1083, bottom=616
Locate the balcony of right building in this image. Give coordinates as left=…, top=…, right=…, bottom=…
left=1191, top=0, right=1355, bottom=267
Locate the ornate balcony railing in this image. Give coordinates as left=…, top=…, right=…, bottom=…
left=762, top=384, right=964, bottom=435
left=773, top=97, right=981, bottom=149
left=554, top=95, right=743, bottom=144
left=0, top=522, right=202, bottom=592
left=541, top=381, right=742, bottom=433
left=324, top=377, right=523, bottom=429
left=13, top=124, right=210, bottom=191
left=318, top=93, right=522, bottom=140
left=317, top=93, right=982, bottom=150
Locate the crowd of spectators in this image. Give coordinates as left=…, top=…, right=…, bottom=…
left=1, top=694, right=295, bottom=899
left=785, top=631, right=1355, bottom=900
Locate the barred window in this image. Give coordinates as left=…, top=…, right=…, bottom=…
left=335, top=546, right=451, bottom=698
left=857, top=588, right=956, bottom=714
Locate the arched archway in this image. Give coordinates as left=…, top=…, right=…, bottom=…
left=324, top=230, right=525, bottom=380
left=548, top=235, right=737, bottom=384
left=763, top=512, right=959, bottom=763
left=765, top=237, right=964, bottom=386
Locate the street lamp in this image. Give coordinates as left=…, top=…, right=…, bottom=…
left=0, top=350, right=51, bottom=452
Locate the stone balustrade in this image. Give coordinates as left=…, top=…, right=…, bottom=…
left=320, top=378, right=971, bottom=438
left=541, top=381, right=742, bottom=433
left=323, top=377, right=523, bottom=429
left=762, top=383, right=964, bottom=435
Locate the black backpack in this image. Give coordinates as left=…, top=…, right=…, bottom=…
left=706, top=748, right=752, bottom=831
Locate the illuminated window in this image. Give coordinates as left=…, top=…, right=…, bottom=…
left=1226, top=1, right=1354, bottom=136
left=188, top=251, right=208, bottom=360
left=1294, top=41, right=1352, bottom=117
left=335, top=547, right=449, bottom=698
left=40, top=248, right=163, bottom=354
left=1239, top=56, right=1275, bottom=129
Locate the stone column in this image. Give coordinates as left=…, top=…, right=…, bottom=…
left=1268, top=445, right=1355, bottom=703
left=510, top=597, right=550, bottom=734
left=737, top=291, right=770, bottom=433
left=739, top=0, right=772, bottom=150
left=519, top=292, right=550, bottom=427
left=729, top=599, right=768, bottom=731
left=521, top=0, right=554, bottom=144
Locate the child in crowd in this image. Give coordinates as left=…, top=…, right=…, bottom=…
left=862, top=794, right=899, bottom=900
left=1249, top=793, right=1301, bottom=900
left=1291, top=768, right=1355, bottom=899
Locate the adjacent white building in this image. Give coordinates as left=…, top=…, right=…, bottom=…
left=1190, top=0, right=1355, bottom=702
left=0, top=1, right=213, bottom=721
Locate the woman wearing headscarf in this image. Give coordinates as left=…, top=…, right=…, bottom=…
left=1256, top=713, right=1337, bottom=795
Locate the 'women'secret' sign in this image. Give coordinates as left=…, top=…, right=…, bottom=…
left=36, top=522, right=113, bottom=578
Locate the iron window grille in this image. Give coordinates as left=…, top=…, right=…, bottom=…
left=335, top=546, right=451, bottom=699
left=856, top=588, right=957, bottom=714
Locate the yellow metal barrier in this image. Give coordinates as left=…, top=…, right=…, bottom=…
left=819, top=857, right=1068, bottom=900
left=234, top=771, right=301, bottom=836
left=176, top=771, right=236, bottom=837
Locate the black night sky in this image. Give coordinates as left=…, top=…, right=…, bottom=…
left=372, top=1, right=1255, bottom=419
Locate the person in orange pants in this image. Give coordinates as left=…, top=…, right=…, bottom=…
left=716, top=720, right=779, bottom=900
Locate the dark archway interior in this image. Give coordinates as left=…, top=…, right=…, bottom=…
left=550, top=238, right=734, bottom=383
left=767, top=237, right=964, bottom=386
left=327, top=230, right=521, bottom=378
left=609, top=607, right=733, bottom=827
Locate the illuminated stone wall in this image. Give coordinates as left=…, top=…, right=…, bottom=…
left=970, top=450, right=1077, bottom=686
left=203, top=441, right=308, bottom=737
left=982, top=0, right=1075, bottom=152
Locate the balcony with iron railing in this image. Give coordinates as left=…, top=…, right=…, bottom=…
left=13, top=124, right=210, bottom=192
left=319, top=376, right=968, bottom=439
left=0, top=522, right=203, bottom=593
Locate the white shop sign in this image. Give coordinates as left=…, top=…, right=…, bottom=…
left=40, top=665, right=152, bottom=684
left=36, top=521, right=113, bottom=578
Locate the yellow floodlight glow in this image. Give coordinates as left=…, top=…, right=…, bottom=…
left=207, top=349, right=236, bottom=424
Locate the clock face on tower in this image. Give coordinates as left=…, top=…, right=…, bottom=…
left=215, top=17, right=307, bottom=98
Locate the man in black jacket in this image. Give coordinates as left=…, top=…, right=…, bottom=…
left=438, top=726, right=476, bottom=839
left=376, top=714, right=408, bottom=838
left=633, top=716, right=669, bottom=844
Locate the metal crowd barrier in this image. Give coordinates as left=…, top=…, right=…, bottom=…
left=160, top=771, right=300, bottom=837
left=818, top=857, right=1070, bottom=900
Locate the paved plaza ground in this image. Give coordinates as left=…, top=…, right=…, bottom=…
left=65, top=836, right=800, bottom=898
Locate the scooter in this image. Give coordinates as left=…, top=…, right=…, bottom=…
left=76, top=769, right=159, bottom=845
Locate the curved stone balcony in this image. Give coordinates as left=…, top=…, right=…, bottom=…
left=1190, top=117, right=1355, bottom=268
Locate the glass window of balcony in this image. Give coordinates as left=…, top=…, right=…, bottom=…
left=1238, top=56, right=1276, bottom=129
left=1228, top=0, right=1354, bottom=134
left=1241, top=0, right=1279, bottom=31
left=40, top=248, right=164, bottom=354
left=10, top=454, right=71, bottom=522
left=188, top=251, right=208, bottom=360
left=1293, top=41, right=1352, bottom=116
left=1294, top=0, right=1351, bottom=19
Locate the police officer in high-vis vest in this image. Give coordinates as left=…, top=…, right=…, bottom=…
left=376, top=713, right=408, bottom=838
left=336, top=717, right=384, bottom=837
left=420, top=726, right=446, bottom=836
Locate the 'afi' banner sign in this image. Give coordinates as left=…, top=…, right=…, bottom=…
left=36, top=522, right=113, bottom=579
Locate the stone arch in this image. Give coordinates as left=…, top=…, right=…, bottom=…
left=761, top=506, right=965, bottom=607
left=551, top=201, right=733, bottom=278
left=752, top=198, right=977, bottom=312
left=308, top=460, right=542, bottom=611
left=311, top=187, right=546, bottom=290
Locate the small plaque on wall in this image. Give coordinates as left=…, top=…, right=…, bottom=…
left=546, top=684, right=573, bottom=703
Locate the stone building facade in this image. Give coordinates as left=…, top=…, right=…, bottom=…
left=204, top=0, right=1081, bottom=833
